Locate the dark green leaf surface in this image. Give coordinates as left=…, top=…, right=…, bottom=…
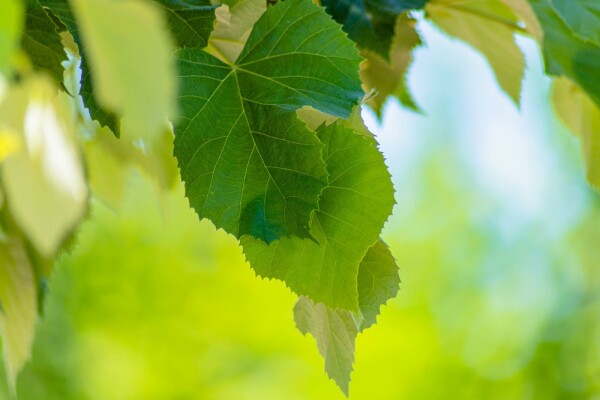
left=551, top=0, right=600, bottom=46
left=531, top=0, right=600, bottom=107
left=22, top=2, right=66, bottom=84
left=294, top=239, right=399, bottom=394
left=152, top=0, right=217, bottom=49
left=322, top=0, right=426, bottom=59
left=242, top=123, right=395, bottom=311
left=174, top=0, right=363, bottom=242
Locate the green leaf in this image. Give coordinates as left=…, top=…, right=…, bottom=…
left=242, top=122, right=395, bottom=311
left=321, top=0, right=425, bottom=59
left=426, top=0, right=525, bottom=105
left=21, top=2, right=67, bottom=85
left=174, top=0, right=363, bottom=242
left=294, top=240, right=399, bottom=395
left=152, top=0, right=217, bottom=49
left=294, top=297, right=358, bottom=396
left=360, top=13, right=423, bottom=115
left=0, top=76, right=88, bottom=257
left=70, top=0, right=176, bottom=144
left=550, top=0, right=600, bottom=46
left=205, top=0, right=266, bottom=64
left=552, top=77, right=600, bottom=190
left=0, top=237, right=37, bottom=395
left=530, top=0, right=600, bottom=108
left=357, top=239, right=399, bottom=330
left=0, top=0, right=23, bottom=76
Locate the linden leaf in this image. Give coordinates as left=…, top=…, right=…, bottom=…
left=552, top=77, right=600, bottom=190
left=294, top=239, right=399, bottom=395
left=21, top=2, right=67, bottom=85
left=70, top=0, right=176, bottom=144
left=174, top=0, right=363, bottom=242
left=153, top=0, right=217, bottom=49
left=551, top=0, right=600, bottom=47
left=360, top=13, right=423, bottom=115
left=0, top=76, right=88, bottom=257
left=321, top=0, right=425, bottom=59
left=242, top=123, right=395, bottom=311
left=426, top=0, right=525, bottom=105
left=530, top=0, right=600, bottom=107
left=0, top=237, right=37, bottom=396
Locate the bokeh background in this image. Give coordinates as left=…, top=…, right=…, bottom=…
left=2, top=18, right=600, bottom=400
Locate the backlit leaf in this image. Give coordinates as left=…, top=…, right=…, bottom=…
left=550, top=0, right=600, bottom=47
left=552, top=77, right=600, bottom=190
left=0, top=76, right=88, bottom=257
left=242, top=123, right=395, bottom=311
left=426, top=0, right=525, bottom=104
left=0, top=237, right=37, bottom=395
left=70, top=0, right=176, bottom=144
left=0, top=0, right=23, bottom=76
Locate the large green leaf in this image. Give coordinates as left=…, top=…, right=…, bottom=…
left=174, top=0, right=363, bottom=242
left=0, top=76, right=88, bottom=257
left=0, top=237, right=37, bottom=395
left=550, top=0, right=600, bottom=46
left=321, top=0, right=425, bottom=59
left=242, top=122, right=395, bottom=311
left=294, top=239, right=399, bottom=395
left=21, top=2, right=66, bottom=85
left=0, top=0, right=23, bottom=76
left=426, top=0, right=525, bottom=105
left=152, top=0, right=217, bottom=49
left=70, top=0, right=176, bottom=144
left=552, top=77, right=600, bottom=190
left=530, top=0, right=600, bottom=108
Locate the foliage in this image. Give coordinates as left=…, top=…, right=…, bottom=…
left=0, top=0, right=598, bottom=396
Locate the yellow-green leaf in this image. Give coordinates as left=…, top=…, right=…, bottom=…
left=552, top=77, right=600, bottom=190
left=0, top=0, right=23, bottom=76
left=0, top=237, right=37, bottom=395
left=0, top=76, right=88, bottom=257
left=70, top=0, right=176, bottom=144
left=426, top=0, right=525, bottom=105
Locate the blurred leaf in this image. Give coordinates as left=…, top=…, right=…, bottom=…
left=500, top=0, right=543, bottom=42
left=174, top=0, right=363, bottom=242
left=530, top=0, right=600, bottom=107
left=0, top=0, right=23, bottom=76
left=152, top=0, right=217, bottom=49
left=550, top=0, right=600, bottom=46
left=205, top=0, right=266, bottom=64
left=21, top=2, right=66, bottom=85
left=70, top=0, right=176, bottom=145
left=85, top=127, right=179, bottom=209
left=295, top=297, right=358, bottom=396
left=552, top=77, right=600, bottom=190
left=242, top=123, right=395, bottom=311
left=0, top=76, right=88, bottom=257
left=360, top=13, right=422, bottom=115
left=426, top=0, right=525, bottom=105
left=0, top=237, right=37, bottom=395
